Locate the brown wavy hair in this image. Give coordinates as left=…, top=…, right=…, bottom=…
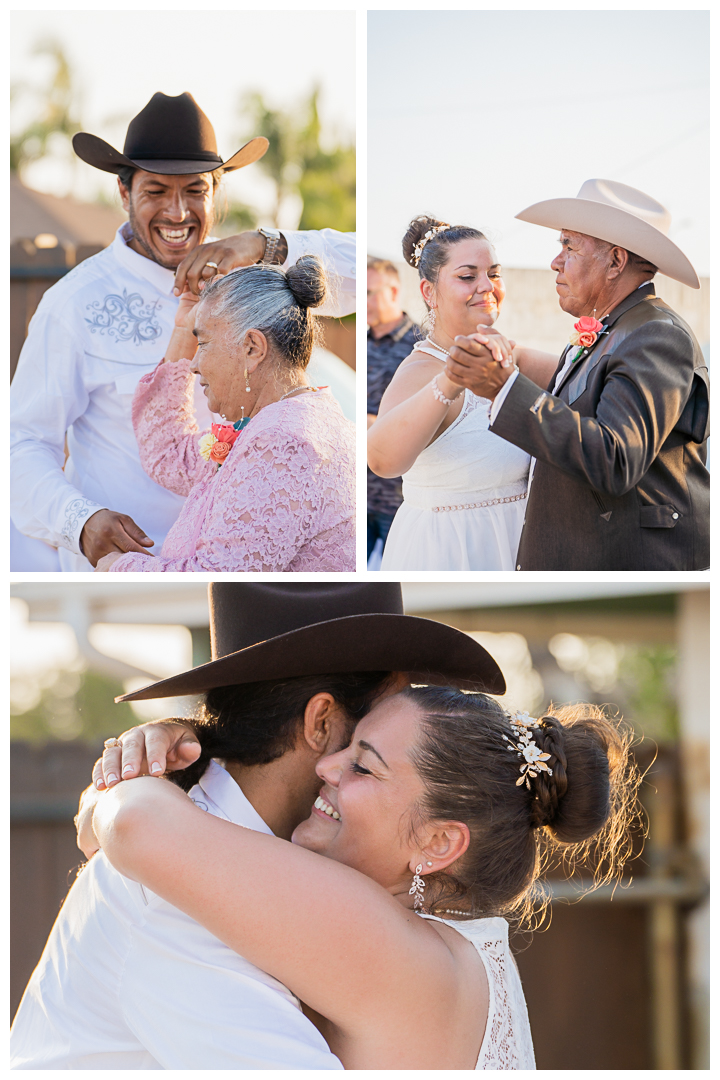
left=404, top=686, right=642, bottom=930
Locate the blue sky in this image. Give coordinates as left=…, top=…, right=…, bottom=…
left=368, top=10, right=709, bottom=273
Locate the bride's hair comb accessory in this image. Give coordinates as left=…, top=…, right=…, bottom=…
left=502, top=711, right=553, bottom=789
left=411, top=224, right=451, bottom=267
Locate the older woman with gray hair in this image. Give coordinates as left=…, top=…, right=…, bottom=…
left=97, top=257, right=355, bottom=571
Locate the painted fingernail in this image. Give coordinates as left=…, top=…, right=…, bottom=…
left=106, top=773, right=118, bottom=784
left=173, top=287, right=180, bottom=295
left=95, top=778, right=106, bottom=789
left=150, top=762, right=162, bottom=774
left=122, top=764, right=134, bottom=776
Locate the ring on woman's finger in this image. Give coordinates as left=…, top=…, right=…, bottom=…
left=104, top=737, right=123, bottom=749
left=204, top=261, right=219, bottom=271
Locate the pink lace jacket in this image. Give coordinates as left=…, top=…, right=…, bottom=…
left=110, top=358, right=356, bottom=572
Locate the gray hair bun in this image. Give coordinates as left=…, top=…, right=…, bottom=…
left=285, top=255, right=327, bottom=309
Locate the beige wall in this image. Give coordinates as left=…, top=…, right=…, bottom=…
left=392, top=261, right=710, bottom=356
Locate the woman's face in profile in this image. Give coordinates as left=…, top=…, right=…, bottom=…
left=429, top=239, right=506, bottom=337
left=291, top=695, right=427, bottom=891
left=191, top=302, right=252, bottom=421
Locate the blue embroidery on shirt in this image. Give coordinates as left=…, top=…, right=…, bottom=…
left=85, top=290, right=162, bottom=346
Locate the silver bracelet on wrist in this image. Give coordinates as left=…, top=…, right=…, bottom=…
left=431, top=373, right=456, bottom=406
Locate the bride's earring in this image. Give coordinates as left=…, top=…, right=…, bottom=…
left=244, top=368, right=251, bottom=393
left=409, top=864, right=426, bottom=912
left=427, top=307, right=436, bottom=334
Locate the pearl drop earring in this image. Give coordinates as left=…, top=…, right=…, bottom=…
left=244, top=368, right=251, bottom=393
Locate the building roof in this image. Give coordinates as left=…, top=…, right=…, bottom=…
left=10, top=173, right=126, bottom=248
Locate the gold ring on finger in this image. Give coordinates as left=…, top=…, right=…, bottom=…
left=104, top=737, right=123, bottom=748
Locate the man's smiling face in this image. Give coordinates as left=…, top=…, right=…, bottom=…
left=118, top=170, right=215, bottom=270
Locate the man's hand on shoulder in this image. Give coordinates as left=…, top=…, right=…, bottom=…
left=80, top=509, right=154, bottom=567
left=173, top=231, right=288, bottom=297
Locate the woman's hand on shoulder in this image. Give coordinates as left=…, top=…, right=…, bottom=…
left=93, top=720, right=201, bottom=791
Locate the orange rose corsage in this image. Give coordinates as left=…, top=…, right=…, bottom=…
left=199, top=423, right=242, bottom=466
left=568, top=316, right=606, bottom=355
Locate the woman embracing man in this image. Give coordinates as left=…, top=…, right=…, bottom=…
left=11, top=583, right=641, bottom=1071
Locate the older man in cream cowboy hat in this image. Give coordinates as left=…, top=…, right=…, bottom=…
left=445, top=179, right=709, bottom=571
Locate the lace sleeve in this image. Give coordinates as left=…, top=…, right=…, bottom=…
left=111, top=402, right=355, bottom=572
left=131, top=357, right=215, bottom=496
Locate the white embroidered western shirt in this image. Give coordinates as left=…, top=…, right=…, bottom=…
left=10, top=225, right=356, bottom=571
left=10, top=760, right=343, bottom=1071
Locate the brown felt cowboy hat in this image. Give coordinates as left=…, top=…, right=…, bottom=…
left=72, top=92, right=268, bottom=176
left=117, top=583, right=505, bottom=701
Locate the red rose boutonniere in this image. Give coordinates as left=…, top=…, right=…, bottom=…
left=568, top=316, right=606, bottom=358
left=199, top=423, right=242, bottom=465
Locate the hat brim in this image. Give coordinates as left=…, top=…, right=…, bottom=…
left=116, top=614, right=505, bottom=701
left=72, top=133, right=269, bottom=176
left=516, top=197, right=700, bottom=289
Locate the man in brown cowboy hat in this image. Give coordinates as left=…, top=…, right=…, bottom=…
left=444, top=179, right=709, bottom=570
left=11, top=583, right=503, bottom=1069
left=10, top=93, right=355, bottom=570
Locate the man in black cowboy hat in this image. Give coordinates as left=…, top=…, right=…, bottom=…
left=10, top=93, right=356, bottom=570
left=11, top=583, right=503, bottom=1069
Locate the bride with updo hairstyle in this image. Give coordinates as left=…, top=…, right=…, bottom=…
left=97, top=255, right=356, bottom=573
left=81, top=686, right=641, bottom=1069
left=367, top=215, right=558, bottom=570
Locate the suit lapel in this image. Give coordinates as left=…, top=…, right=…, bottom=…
left=554, top=283, right=656, bottom=399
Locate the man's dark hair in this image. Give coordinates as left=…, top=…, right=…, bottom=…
left=172, top=671, right=392, bottom=791
left=117, top=165, right=223, bottom=193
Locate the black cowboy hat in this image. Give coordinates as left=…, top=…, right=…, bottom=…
left=117, top=583, right=505, bottom=701
left=72, top=92, right=268, bottom=176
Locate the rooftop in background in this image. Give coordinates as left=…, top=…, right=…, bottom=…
left=11, top=173, right=125, bottom=248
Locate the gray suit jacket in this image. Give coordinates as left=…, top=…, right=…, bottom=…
left=491, top=283, right=709, bottom=570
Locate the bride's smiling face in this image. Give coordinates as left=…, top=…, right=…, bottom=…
left=423, top=238, right=506, bottom=337
left=291, top=695, right=429, bottom=890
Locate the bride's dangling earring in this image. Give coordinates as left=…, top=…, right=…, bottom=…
left=409, top=864, right=426, bottom=912
left=427, top=306, right=436, bottom=335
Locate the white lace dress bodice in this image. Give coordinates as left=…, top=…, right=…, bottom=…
left=380, top=341, right=531, bottom=570
left=417, top=914, right=535, bottom=1070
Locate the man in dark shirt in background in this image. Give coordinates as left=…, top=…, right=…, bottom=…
left=366, top=257, right=421, bottom=565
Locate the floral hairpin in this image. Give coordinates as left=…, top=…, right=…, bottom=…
left=411, top=224, right=451, bottom=267
left=503, top=711, right=553, bottom=789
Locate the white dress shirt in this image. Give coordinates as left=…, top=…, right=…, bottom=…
left=10, top=761, right=343, bottom=1071
left=10, top=225, right=356, bottom=571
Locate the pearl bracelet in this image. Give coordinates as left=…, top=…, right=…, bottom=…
left=431, top=373, right=457, bottom=405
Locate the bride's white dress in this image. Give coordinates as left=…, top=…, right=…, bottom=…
left=417, top=914, right=536, bottom=1069
left=380, top=341, right=531, bottom=570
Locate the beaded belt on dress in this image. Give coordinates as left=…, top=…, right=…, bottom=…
left=432, top=491, right=527, bottom=513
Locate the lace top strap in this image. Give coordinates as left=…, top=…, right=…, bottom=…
left=416, top=914, right=535, bottom=1070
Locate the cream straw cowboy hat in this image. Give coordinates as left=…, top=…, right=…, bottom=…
left=516, top=179, right=700, bottom=289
